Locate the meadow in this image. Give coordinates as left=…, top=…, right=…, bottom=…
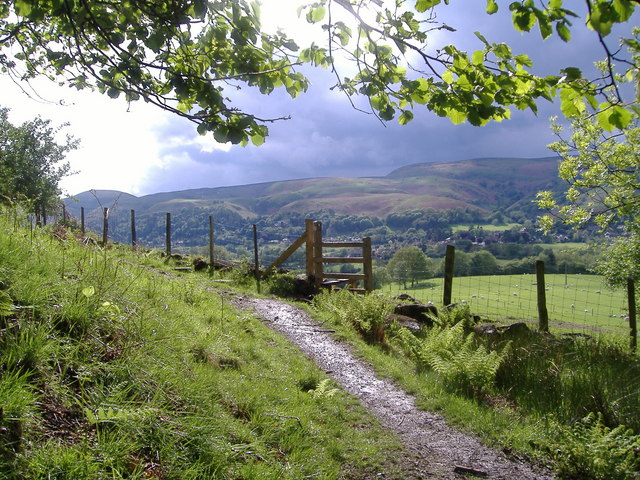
left=381, top=274, right=630, bottom=334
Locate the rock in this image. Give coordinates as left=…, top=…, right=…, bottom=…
left=295, top=274, right=317, bottom=297
left=393, top=293, right=417, bottom=303
left=473, top=323, right=498, bottom=335
left=387, top=314, right=421, bottom=331
left=497, top=322, right=531, bottom=338
left=393, top=303, right=437, bottom=326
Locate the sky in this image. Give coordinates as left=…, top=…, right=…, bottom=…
left=0, top=1, right=624, bottom=197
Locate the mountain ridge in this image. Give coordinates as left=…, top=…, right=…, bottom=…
left=66, top=156, right=562, bottom=219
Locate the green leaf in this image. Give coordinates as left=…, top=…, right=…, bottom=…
left=486, top=0, right=498, bottom=14
left=107, top=88, right=120, bottom=99
left=512, top=9, right=536, bottom=32
left=472, top=50, right=485, bottom=66
left=379, top=105, right=395, bottom=121
left=588, top=3, right=614, bottom=36
left=474, top=31, right=490, bottom=47
left=442, top=70, right=454, bottom=84
left=306, top=6, right=326, bottom=23
left=14, top=0, right=32, bottom=16
left=416, top=0, right=441, bottom=13
left=559, top=88, right=584, bottom=118
left=399, top=110, right=414, bottom=125
left=556, top=21, right=571, bottom=41
left=447, top=108, right=467, bottom=124
left=82, top=286, right=95, bottom=298
left=597, top=105, right=633, bottom=131
left=193, top=0, right=208, bottom=19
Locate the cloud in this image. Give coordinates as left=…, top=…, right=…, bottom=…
left=4, top=1, right=633, bottom=196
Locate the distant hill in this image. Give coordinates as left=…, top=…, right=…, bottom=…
left=65, top=157, right=563, bottom=220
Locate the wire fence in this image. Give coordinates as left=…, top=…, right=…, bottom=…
left=381, top=268, right=631, bottom=336
left=57, top=206, right=636, bottom=339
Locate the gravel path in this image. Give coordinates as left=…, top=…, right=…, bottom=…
left=234, top=295, right=554, bottom=480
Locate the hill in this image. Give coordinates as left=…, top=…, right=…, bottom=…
left=65, top=156, right=562, bottom=220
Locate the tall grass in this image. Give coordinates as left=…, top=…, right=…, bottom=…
left=0, top=210, right=404, bottom=479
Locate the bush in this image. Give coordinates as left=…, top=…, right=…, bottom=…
left=266, top=273, right=298, bottom=298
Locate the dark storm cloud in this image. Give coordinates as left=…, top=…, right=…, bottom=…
left=137, top=3, right=622, bottom=195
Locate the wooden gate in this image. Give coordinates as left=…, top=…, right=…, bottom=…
left=267, top=219, right=373, bottom=293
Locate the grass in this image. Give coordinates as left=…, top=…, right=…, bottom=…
left=309, top=291, right=640, bottom=480
left=380, top=274, right=630, bottom=335
left=0, top=210, right=405, bottom=479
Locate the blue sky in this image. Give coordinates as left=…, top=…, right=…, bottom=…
left=0, top=1, right=625, bottom=196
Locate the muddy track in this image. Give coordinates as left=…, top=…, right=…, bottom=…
left=232, top=295, right=554, bottom=480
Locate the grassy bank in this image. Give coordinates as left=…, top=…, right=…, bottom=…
left=310, top=289, right=640, bottom=480
left=0, top=212, right=403, bottom=479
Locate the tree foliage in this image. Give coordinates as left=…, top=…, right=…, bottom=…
left=0, top=107, right=77, bottom=219
left=387, top=245, right=432, bottom=287
left=1, top=0, right=638, bottom=145
left=537, top=115, right=640, bottom=286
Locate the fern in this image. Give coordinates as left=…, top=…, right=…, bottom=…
left=309, top=379, right=339, bottom=399
left=552, top=413, right=640, bottom=480
left=397, top=324, right=509, bottom=398
left=313, top=290, right=392, bottom=344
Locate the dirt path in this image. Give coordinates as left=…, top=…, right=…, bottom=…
left=233, top=295, right=554, bottom=480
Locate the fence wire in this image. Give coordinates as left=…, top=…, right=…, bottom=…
left=382, top=269, right=630, bottom=335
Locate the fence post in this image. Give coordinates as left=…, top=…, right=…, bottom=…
left=131, top=209, right=137, bottom=250
left=536, top=260, right=549, bottom=332
left=165, top=212, right=171, bottom=256
left=102, top=207, right=109, bottom=246
left=305, top=218, right=314, bottom=280
left=628, top=277, right=637, bottom=352
left=443, top=245, right=455, bottom=306
left=209, top=216, right=215, bottom=276
left=80, top=207, right=85, bottom=235
left=314, top=221, right=323, bottom=290
left=253, top=224, right=260, bottom=294
left=363, top=237, right=373, bottom=293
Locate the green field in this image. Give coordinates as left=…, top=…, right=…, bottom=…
left=451, top=222, right=521, bottom=232
left=381, top=274, right=630, bottom=335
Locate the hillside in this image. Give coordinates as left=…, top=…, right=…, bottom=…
left=65, top=157, right=563, bottom=220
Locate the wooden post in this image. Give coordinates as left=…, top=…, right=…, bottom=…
left=209, top=216, right=215, bottom=276
left=443, top=245, right=455, bottom=306
left=536, top=260, right=549, bottom=332
left=253, top=224, right=260, bottom=294
left=305, top=218, right=314, bottom=280
left=314, top=221, right=323, bottom=290
left=131, top=209, right=137, bottom=250
left=363, top=237, right=373, bottom=293
left=102, top=207, right=109, bottom=246
left=165, top=212, right=171, bottom=256
left=628, top=277, right=637, bottom=352
left=80, top=207, right=85, bottom=235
